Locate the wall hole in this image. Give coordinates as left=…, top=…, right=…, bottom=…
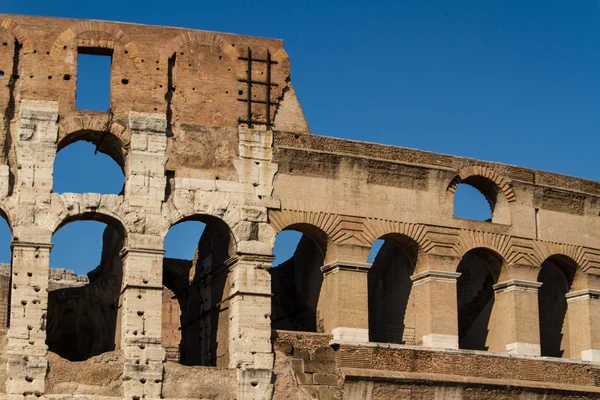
left=76, top=50, right=112, bottom=111
left=454, top=183, right=492, bottom=221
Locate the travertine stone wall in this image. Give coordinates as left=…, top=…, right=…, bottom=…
left=0, top=13, right=600, bottom=400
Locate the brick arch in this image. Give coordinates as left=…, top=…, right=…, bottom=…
left=448, top=165, right=516, bottom=203
left=52, top=194, right=128, bottom=239
left=49, top=20, right=140, bottom=61
left=0, top=18, right=34, bottom=54
left=531, top=240, right=585, bottom=270
left=360, top=218, right=432, bottom=253
left=454, top=229, right=513, bottom=262
left=161, top=31, right=239, bottom=64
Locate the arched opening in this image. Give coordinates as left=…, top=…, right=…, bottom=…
left=452, top=175, right=510, bottom=224
left=0, top=214, right=12, bottom=328
left=538, top=255, right=576, bottom=358
left=271, top=225, right=327, bottom=333
left=46, top=217, right=125, bottom=361
left=53, top=134, right=125, bottom=195
left=454, top=183, right=492, bottom=221
left=456, top=248, right=503, bottom=351
left=162, top=216, right=233, bottom=367
left=368, top=234, right=419, bottom=344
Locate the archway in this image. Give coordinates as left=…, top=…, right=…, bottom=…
left=162, top=215, right=233, bottom=367
left=367, top=234, right=419, bottom=344
left=451, top=175, right=510, bottom=224
left=53, top=137, right=124, bottom=195
left=538, top=255, right=576, bottom=358
left=456, top=248, right=503, bottom=351
left=46, top=216, right=125, bottom=361
left=271, top=224, right=327, bottom=333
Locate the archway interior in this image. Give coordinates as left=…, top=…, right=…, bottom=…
left=162, top=218, right=232, bottom=367
left=368, top=236, right=418, bottom=344
left=53, top=140, right=124, bottom=195
left=538, top=255, right=576, bottom=358
left=47, top=220, right=124, bottom=361
left=454, top=183, right=493, bottom=221
left=271, top=227, right=325, bottom=333
left=457, top=248, right=502, bottom=350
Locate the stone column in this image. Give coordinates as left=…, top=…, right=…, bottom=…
left=117, top=246, right=166, bottom=400
left=321, top=260, right=370, bottom=343
left=6, top=241, right=52, bottom=399
left=227, top=253, right=274, bottom=400
left=490, top=280, right=542, bottom=355
left=411, top=270, right=461, bottom=349
left=566, top=289, right=600, bottom=362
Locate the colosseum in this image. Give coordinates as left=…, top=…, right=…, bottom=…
left=0, top=13, right=598, bottom=400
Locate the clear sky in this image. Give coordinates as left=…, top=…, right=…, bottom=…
left=0, top=1, right=598, bottom=273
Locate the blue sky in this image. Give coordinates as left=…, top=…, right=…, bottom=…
left=0, top=1, right=599, bottom=273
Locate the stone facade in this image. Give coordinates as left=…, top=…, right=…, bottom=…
left=0, top=13, right=599, bottom=400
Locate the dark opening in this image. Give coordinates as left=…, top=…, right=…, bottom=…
left=457, top=249, right=502, bottom=350
left=47, top=220, right=124, bottom=361
left=368, top=236, right=418, bottom=344
left=271, top=228, right=326, bottom=333
left=163, top=218, right=232, bottom=367
left=538, top=255, right=576, bottom=358
left=76, top=50, right=112, bottom=111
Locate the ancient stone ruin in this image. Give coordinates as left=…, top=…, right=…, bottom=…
left=0, top=13, right=599, bottom=400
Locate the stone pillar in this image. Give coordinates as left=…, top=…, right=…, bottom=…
left=127, top=112, right=168, bottom=209
left=117, top=246, right=166, bottom=400
left=411, top=270, right=461, bottom=349
left=6, top=241, right=52, bottom=399
left=321, top=260, right=370, bottom=343
left=490, top=280, right=542, bottom=355
left=227, top=253, right=274, bottom=400
left=566, top=289, right=600, bottom=362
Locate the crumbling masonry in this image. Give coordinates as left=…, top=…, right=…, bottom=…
left=0, top=14, right=600, bottom=400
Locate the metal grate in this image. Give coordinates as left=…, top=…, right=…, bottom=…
left=238, top=47, right=279, bottom=127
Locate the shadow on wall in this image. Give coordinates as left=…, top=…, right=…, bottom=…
left=46, top=225, right=123, bottom=361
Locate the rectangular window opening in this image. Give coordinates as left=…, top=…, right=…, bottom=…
left=76, top=48, right=113, bottom=111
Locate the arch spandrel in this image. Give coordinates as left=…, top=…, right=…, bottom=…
left=0, top=18, right=34, bottom=53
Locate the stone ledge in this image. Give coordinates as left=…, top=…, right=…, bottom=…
left=340, top=368, right=600, bottom=394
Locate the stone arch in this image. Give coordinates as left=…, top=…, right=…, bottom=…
left=49, top=20, right=140, bottom=61
left=167, top=213, right=237, bottom=258
left=53, top=209, right=127, bottom=241
left=0, top=18, right=34, bottom=53
left=57, top=115, right=128, bottom=170
left=161, top=31, right=239, bottom=65
left=448, top=166, right=515, bottom=224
